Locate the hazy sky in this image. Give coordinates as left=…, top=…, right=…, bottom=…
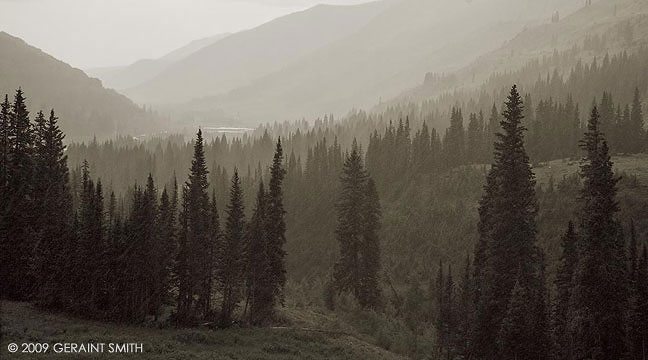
left=0, top=0, right=372, bottom=69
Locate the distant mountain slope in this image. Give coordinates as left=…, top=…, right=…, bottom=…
left=0, top=31, right=157, bottom=139
left=388, top=0, right=648, bottom=107
left=85, top=33, right=230, bottom=90
left=183, top=0, right=582, bottom=126
left=124, top=0, right=393, bottom=105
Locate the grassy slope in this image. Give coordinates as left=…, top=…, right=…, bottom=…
left=0, top=301, right=404, bottom=360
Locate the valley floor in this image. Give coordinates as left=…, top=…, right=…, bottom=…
left=0, top=301, right=403, bottom=360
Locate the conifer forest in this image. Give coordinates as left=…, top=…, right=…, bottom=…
left=2, top=0, right=648, bottom=359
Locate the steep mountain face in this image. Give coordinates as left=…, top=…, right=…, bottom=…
left=124, top=0, right=394, bottom=105
left=85, top=33, right=231, bottom=90
left=180, top=0, right=582, bottom=126
left=0, top=31, right=157, bottom=139
left=388, top=0, right=648, bottom=107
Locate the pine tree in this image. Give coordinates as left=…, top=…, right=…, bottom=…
left=444, top=107, right=465, bottom=167
left=632, top=245, right=648, bottom=360
left=156, top=186, right=176, bottom=313
left=553, top=221, right=578, bottom=360
left=334, top=139, right=367, bottom=299
left=629, top=221, right=647, bottom=360
left=498, top=278, right=528, bottom=360
left=457, top=255, right=473, bottom=359
left=467, top=112, right=482, bottom=164
left=570, top=105, right=628, bottom=360
left=177, top=129, right=212, bottom=322
left=266, top=138, right=287, bottom=306
left=31, top=109, right=72, bottom=308
left=487, top=103, right=500, bottom=160
left=358, top=177, right=381, bottom=308
left=207, top=189, right=221, bottom=316
left=630, top=88, right=644, bottom=153
left=333, top=139, right=381, bottom=307
left=2, top=88, right=34, bottom=300
left=175, top=185, right=191, bottom=324
left=75, top=162, right=106, bottom=315
left=245, top=182, right=273, bottom=325
left=217, top=169, right=246, bottom=328
left=121, top=176, right=158, bottom=320
left=0, top=94, right=12, bottom=298
left=472, top=85, right=546, bottom=360
left=443, top=265, right=457, bottom=359
left=0, top=95, right=9, bottom=200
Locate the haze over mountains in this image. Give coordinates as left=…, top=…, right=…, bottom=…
left=85, top=33, right=231, bottom=91
left=0, top=31, right=157, bottom=139
left=1, top=0, right=637, bottom=137
left=122, top=0, right=393, bottom=105
left=112, top=0, right=583, bottom=127
left=389, top=0, right=648, bottom=107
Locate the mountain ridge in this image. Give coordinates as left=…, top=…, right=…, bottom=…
left=0, top=31, right=158, bottom=139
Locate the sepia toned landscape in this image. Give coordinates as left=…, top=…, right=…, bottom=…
left=1, top=0, right=648, bottom=359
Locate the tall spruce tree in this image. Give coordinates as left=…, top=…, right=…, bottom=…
left=217, top=169, right=246, bottom=328
left=0, top=94, right=12, bottom=299
left=31, top=109, right=72, bottom=308
left=570, top=105, right=628, bottom=360
left=334, top=139, right=368, bottom=300
left=632, top=245, right=648, bottom=360
left=333, top=139, right=382, bottom=308
left=553, top=221, right=578, bottom=360
left=176, top=129, right=212, bottom=323
left=629, top=221, right=647, bottom=360
left=245, top=182, right=273, bottom=325
left=266, top=138, right=287, bottom=305
left=2, top=88, right=34, bottom=300
left=630, top=88, right=644, bottom=153
left=0, top=95, right=9, bottom=201
left=156, top=186, right=176, bottom=314
left=473, top=85, right=547, bottom=360
left=359, top=177, right=381, bottom=308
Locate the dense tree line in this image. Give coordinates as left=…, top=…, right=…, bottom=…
left=428, top=87, right=648, bottom=360
left=0, top=90, right=288, bottom=326
left=2, top=80, right=647, bottom=358
left=332, top=140, right=382, bottom=309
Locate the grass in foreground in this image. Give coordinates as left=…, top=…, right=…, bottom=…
left=0, top=301, right=404, bottom=360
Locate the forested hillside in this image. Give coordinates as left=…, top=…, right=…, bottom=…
left=3, top=0, right=648, bottom=358
left=150, top=0, right=581, bottom=126
left=3, top=81, right=647, bottom=358
left=0, top=32, right=158, bottom=139
left=390, top=0, right=648, bottom=111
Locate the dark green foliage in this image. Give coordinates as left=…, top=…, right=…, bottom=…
left=570, top=105, right=628, bottom=359
left=473, top=85, right=548, bottom=360
left=630, top=245, right=648, bottom=360
left=266, top=138, right=288, bottom=306
left=217, top=170, right=246, bottom=328
left=628, top=222, right=648, bottom=360
left=2, top=88, right=34, bottom=300
left=552, top=221, right=578, bottom=360
left=176, top=129, right=213, bottom=323
left=497, top=279, right=528, bottom=360
left=155, top=181, right=178, bottom=316
left=244, top=182, right=273, bottom=325
left=0, top=95, right=9, bottom=287
left=629, top=88, right=645, bottom=153
left=444, top=107, right=465, bottom=168
left=333, top=139, right=382, bottom=309
left=31, top=109, right=72, bottom=308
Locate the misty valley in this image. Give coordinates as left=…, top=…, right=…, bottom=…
left=1, top=0, right=648, bottom=359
